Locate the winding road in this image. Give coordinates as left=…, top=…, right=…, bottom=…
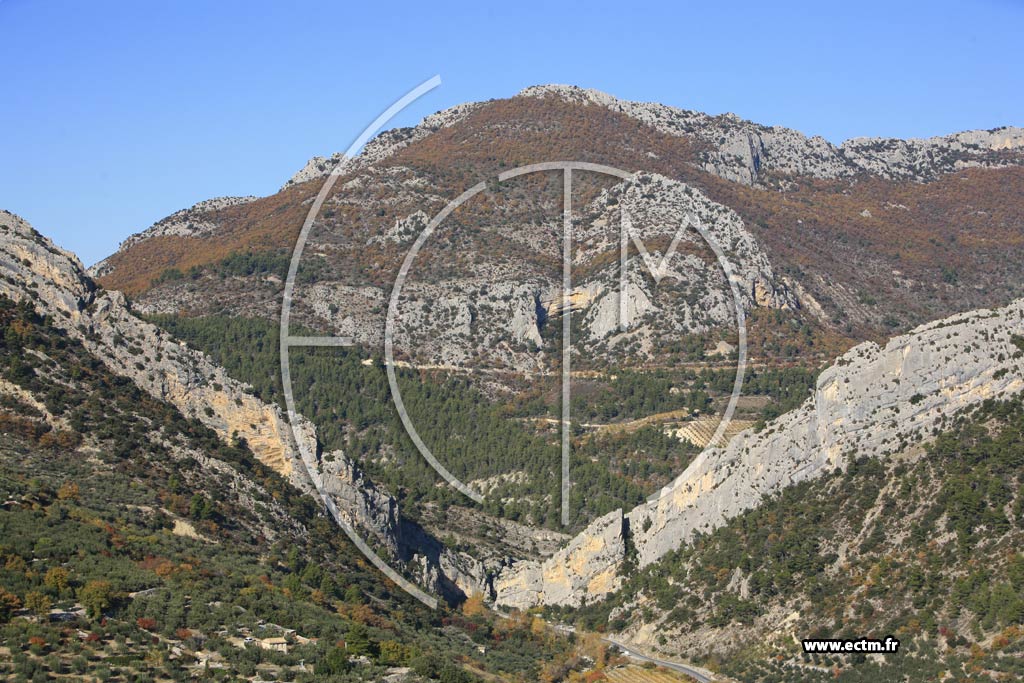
left=534, top=620, right=717, bottom=682
left=602, top=637, right=715, bottom=683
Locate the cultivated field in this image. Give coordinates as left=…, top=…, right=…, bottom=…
left=605, top=663, right=698, bottom=682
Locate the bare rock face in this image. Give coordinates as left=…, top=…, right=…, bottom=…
left=493, top=509, right=625, bottom=610
left=281, top=153, right=347, bottom=190
left=841, top=127, right=1024, bottom=180
left=1, top=209, right=491, bottom=604
left=311, top=450, right=403, bottom=554
left=493, top=298, right=1024, bottom=608
left=414, top=547, right=492, bottom=601
left=517, top=85, right=1024, bottom=185
left=568, top=173, right=799, bottom=354
left=631, top=299, right=1024, bottom=568
left=358, top=172, right=799, bottom=375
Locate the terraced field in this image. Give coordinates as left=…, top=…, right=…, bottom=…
left=605, top=664, right=698, bottom=682
left=670, top=416, right=755, bottom=447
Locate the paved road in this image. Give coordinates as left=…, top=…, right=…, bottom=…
left=544, top=621, right=715, bottom=682
left=602, top=637, right=715, bottom=683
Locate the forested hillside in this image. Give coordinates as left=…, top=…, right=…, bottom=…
left=564, top=396, right=1024, bottom=682
left=0, top=296, right=581, bottom=681
left=150, top=314, right=820, bottom=534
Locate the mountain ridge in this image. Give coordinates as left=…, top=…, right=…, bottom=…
left=91, top=85, right=1024, bottom=353
left=93, top=84, right=1023, bottom=289
left=492, top=296, right=1024, bottom=608
left=279, top=84, right=1024, bottom=192
left=0, top=209, right=490, bottom=604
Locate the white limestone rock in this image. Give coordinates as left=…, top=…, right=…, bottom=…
left=517, top=85, right=1023, bottom=185
left=493, top=297, right=1024, bottom=608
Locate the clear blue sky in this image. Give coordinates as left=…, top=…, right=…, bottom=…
left=2, top=0, right=1021, bottom=266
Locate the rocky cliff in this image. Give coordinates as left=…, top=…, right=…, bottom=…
left=840, top=127, right=1024, bottom=180
left=493, top=297, right=1024, bottom=608
left=305, top=171, right=800, bottom=376
left=1, top=209, right=485, bottom=602
left=1, top=210, right=312, bottom=485
left=518, top=84, right=1024, bottom=185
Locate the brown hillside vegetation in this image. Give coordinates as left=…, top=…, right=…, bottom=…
left=96, top=94, right=1024, bottom=340
left=96, top=182, right=321, bottom=294
left=711, top=166, right=1024, bottom=334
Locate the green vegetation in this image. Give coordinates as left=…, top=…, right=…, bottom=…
left=571, top=427, right=698, bottom=524
left=149, top=314, right=823, bottom=533
left=152, top=251, right=294, bottom=288
left=569, top=370, right=710, bottom=423
left=0, top=297, right=573, bottom=681
left=1011, top=333, right=1024, bottom=355
left=565, top=395, right=1024, bottom=682
left=147, top=315, right=718, bottom=530
left=700, top=364, right=819, bottom=423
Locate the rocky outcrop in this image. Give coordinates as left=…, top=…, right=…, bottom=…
left=356, top=102, right=485, bottom=169
left=493, top=509, right=625, bottom=609
left=573, top=173, right=799, bottom=352
left=518, top=85, right=855, bottom=184
left=2, top=209, right=492, bottom=605
left=1, top=210, right=310, bottom=485
left=90, top=290, right=310, bottom=480
left=412, top=539, right=492, bottom=601
left=840, top=127, right=1024, bottom=180
left=281, top=101, right=485, bottom=189
left=281, top=153, right=347, bottom=190
left=494, top=298, right=1024, bottom=608
left=368, top=172, right=799, bottom=375
left=89, top=196, right=257, bottom=278
left=367, top=210, right=429, bottom=246
left=517, top=85, right=1024, bottom=185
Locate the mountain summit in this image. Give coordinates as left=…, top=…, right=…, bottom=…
left=3, top=84, right=1024, bottom=682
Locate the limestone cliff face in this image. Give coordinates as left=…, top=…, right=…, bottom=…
left=493, top=298, right=1024, bottom=608
left=517, top=85, right=1024, bottom=185
left=0, top=212, right=397, bottom=556
left=575, top=173, right=798, bottom=336
left=492, top=510, right=625, bottom=609
left=840, top=127, right=1024, bottom=180
left=0, top=210, right=310, bottom=488
left=0, top=209, right=489, bottom=603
